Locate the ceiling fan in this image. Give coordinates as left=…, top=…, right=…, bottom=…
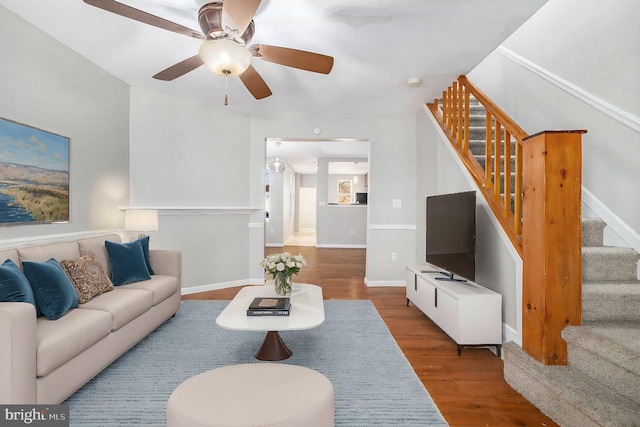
left=82, top=0, right=334, bottom=100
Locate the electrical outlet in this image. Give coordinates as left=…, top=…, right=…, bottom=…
left=391, top=252, right=397, bottom=261
left=392, top=199, right=402, bottom=209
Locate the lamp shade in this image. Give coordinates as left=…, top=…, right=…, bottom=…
left=124, top=209, right=158, bottom=232
left=199, top=39, right=252, bottom=76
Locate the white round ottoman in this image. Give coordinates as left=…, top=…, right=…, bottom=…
left=166, top=363, right=334, bottom=427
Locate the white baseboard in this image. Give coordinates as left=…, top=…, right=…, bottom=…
left=265, top=243, right=284, bottom=248
left=364, top=278, right=405, bottom=287
left=502, top=322, right=521, bottom=347
left=316, top=244, right=367, bottom=249
left=181, top=279, right=263, bottom=295
left=583, top=187, right=640, bottom=254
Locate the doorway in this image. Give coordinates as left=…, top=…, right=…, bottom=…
left=284, top=186, right=316, bottom=247
left=265, top=138, right=369, bottom=249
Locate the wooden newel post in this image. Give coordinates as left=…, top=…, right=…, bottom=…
left=522, top=130, right=586, bottom=365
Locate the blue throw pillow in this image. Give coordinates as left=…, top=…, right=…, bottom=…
left=105, top=239, right=151, bottom=286
left=22, top=258, right=79, bottom=320
left=137, top=235, right=155, bottom=275
left=0, top=259, right=38, bottom=314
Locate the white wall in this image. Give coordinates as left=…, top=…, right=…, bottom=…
left=129, top=87, right=255, bottom=290
left=415, top=109, right=521, bottom=340
left=0, top=6, right=129, bottom=243
left=249, top=114, right=416, bottom=285
left=327, top=174, right=367, bottom=204
left=264, top=157, right=295, bottom=247
left=298, top=174, right=317, bottom=231
left=316, top=158, right=367, bottom=247
left=468, top=0, right=640, bottom=240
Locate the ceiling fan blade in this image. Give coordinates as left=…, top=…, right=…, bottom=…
left=83, top=0, right=205, bottom=40
left=153, top=55, right=204, bottom=81
left=221, top=0, right=261, bottom=37
left=239, top=65, right=272, bottom=100
left=250, top=45, right=334, bottom=74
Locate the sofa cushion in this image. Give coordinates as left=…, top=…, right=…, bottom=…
left=18, top=242, right=80, bottom=264
left=0, top=259, right=37, bottom=310
left=105, top=240, right=151, bottom=286
left=60, top=253, right=114, bottom=304
left=23, top=259, right=79, bottom=320
left=77, top=234, right=121, bottom=278
left=36, top=308, right=112, bottom=377
left=79, top=288, right=153, bottom=331
left=0, top=249, right=20, bottom=266
left=120, top=275, right=179, bottom=306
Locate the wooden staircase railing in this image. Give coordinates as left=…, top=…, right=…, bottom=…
left=426, top=75, right=586, bottom=365
left=428, top=75, right=527, bottom=256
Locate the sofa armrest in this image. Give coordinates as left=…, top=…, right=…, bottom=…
left=0, top=302, right=37, bottom=403
left=149, top=249, right=182, bottom=283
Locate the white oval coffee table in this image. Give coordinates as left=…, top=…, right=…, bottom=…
left=215, top=283, right=325, bottom=360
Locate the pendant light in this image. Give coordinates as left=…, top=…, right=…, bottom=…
left=269, top=158, right=285, bottom=174
left=269, top=141, right=285, bottom=173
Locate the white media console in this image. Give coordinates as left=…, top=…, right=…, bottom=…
left=406, top=265, right=502, bottom=356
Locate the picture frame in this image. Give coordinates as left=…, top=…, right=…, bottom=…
left=0, top=117, right=70, bottom=225
left=337, top=179, right=352, bottom=204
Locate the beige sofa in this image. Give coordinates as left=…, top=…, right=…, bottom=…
left=0, top=233, right=181, bottom=404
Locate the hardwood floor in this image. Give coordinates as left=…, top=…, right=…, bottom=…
left=183, top=246, right=558, bottom=427
left=283, top=230, right=317, bottom=247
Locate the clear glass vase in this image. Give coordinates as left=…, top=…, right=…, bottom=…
left=274, top=273, right=292, bottom=296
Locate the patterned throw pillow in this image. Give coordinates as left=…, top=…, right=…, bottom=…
left=61, top=252, right=114, bottom=304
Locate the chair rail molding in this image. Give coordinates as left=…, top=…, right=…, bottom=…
left=118, top=206, right=262, bottom=215
left=368, top=224, right=416, bottom=230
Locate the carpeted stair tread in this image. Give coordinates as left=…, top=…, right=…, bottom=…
left=563, top=322, right=640, bottom=405
left=583, top=283, right=640, bottom=322
left=503, top=342, right=640, bottom=427
left=582, top=217, right=606, bottom=247
left=582, top=246, right=640, bottom=282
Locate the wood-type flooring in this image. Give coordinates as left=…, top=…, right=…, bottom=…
left=183, top=246, right=559, bottom=427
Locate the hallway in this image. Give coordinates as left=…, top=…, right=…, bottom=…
left=284, top=230, right=317, bottom=247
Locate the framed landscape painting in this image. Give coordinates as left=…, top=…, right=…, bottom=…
left=0, top=117, right=70, bottom=225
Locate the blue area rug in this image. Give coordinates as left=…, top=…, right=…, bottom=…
left=65, top=300, right=448, bottom=426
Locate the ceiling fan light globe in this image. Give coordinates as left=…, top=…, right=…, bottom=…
left=199, top=39, right=252, bottom=76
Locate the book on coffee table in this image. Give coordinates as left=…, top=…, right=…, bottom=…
left=247, top=297, right=291, bottom=316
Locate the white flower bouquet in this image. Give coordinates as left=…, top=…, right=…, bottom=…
left=260, top=252, right=306, bottom=295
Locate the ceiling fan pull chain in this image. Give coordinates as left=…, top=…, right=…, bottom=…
left=224, top=71, right=230, bottom=106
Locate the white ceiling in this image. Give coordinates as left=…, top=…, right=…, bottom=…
left=266, top=138, right=369, bottom=174
left=1, top=0, right=548, bottom=172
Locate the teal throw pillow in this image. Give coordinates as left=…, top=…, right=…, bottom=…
left=137, top=235, right=155, bottom=275
left=22, top=258, right=79, bottom=320
left=0, top=259, right=38, bottom=314
left=105, top=239, right=151, bottom=286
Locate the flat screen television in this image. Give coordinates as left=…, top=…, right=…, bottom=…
left=355, top=192, right=368, bottom=204
left=426, top=191, right=476, bottom=282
